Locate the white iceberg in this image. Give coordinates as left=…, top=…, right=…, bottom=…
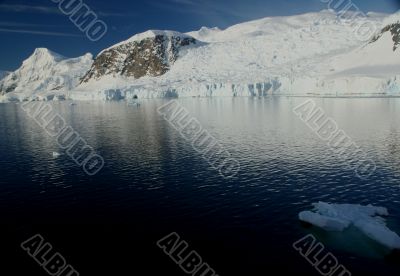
left=299, top=202, right=400, bottom=249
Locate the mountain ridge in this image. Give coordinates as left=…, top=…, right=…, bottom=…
left=1, top=10, right=400, bottom=102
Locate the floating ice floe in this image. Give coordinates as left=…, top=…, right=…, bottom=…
left=52, top=152, right=62, bottom=158
left=299, top=202, right=400, bottom=249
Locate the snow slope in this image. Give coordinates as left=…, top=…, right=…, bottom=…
left=329, top=27, right=400, bottom=77
left=186, top=27, right=222, bottom=42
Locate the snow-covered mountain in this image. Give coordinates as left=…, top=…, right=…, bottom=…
left=76, top=9, right=392, bottom=99
left=0, top=48, right=92, bottom=101
left=2, top=10, right=400, bottom=102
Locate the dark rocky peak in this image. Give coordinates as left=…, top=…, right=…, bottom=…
left=81, top=30, right=200, bottom=83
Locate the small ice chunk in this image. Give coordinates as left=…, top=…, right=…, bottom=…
left=299, top=211, right=351, bottom=231
left=299, top=202, right=400, bottom=249
left=52, top=152, right=61, bottom=158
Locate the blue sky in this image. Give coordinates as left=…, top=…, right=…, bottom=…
left=1, top=0, right=399, bottom=71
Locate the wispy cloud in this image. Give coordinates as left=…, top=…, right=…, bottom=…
left=149, top=1, right=220, bottom=17
left=150, top=0, right=262, bottom=20
left=0, top=28, right=83, bottom=37
left=98, top=11, right=136, bottom=17
left=148, top=0, right=249, bottom=27
left=170, top=0, right=198, bottom=5
left=0, top=21, right=55, bottom=28
left=0, top=4, right=134, bottom=17
left=0, top=4, right=61, bottom=14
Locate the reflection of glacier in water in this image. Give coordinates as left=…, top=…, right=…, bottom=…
left=0, top=97, right=400, bottom=275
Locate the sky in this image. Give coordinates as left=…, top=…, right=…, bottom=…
left=0, top=0, right=399, bottom=71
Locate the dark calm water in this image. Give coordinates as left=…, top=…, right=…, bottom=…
left=1, top=97, right=400, bottom=275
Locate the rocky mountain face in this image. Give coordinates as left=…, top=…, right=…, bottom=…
left=81, top=30, right=199, bottom=83
left=0, top=48, right=92, bottom=96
